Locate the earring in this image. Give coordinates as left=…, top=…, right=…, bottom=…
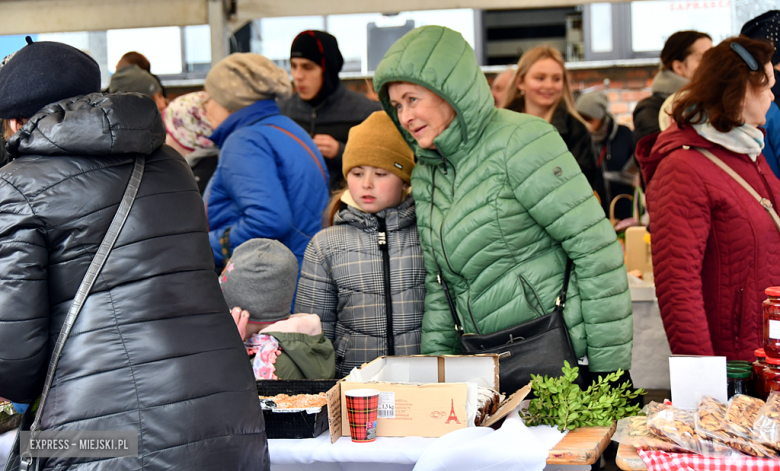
left=520, top=90, right=525, bottom=96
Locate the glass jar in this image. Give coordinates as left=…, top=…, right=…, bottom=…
left=728, top=369, right=753, bottom=398
left=764, top=357, right=780, bottom=396
left=755, top=348, right=769, bottom=400
left=764, top=287, right=780, bottom=358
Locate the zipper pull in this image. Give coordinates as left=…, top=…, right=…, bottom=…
left=441, top=157, right=448, bottom=175
left=437, top=273, right=442, bottom=285
left=378, top=231, right=387, bottom=246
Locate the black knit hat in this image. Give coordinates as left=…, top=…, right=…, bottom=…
left=0, top=37, right=101, bottom=119
left=742, top=10, right=780, bottom=65
left=290, top=30, right=344, bottom=106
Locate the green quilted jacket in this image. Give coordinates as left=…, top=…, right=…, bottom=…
left=373, top=26, right=633, bottom=372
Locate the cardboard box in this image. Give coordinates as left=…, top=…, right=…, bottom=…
left=326, top=355, right=529, bottom=442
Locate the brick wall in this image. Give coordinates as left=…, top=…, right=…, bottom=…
left=567, top=65, right=658, bottom=129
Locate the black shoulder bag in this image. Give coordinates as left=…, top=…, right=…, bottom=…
left=439, top=259, right=587, bottom=395
left=4, top=155, right=145, bottom=471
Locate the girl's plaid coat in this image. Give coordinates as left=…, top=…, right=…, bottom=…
left=295, top=196, right=426, bottom=377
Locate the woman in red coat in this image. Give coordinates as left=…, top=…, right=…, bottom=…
left=636, top=36, right=779, bottom=361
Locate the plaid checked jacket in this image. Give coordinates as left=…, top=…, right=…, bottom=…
left=294, top=196, right=426, bottom=377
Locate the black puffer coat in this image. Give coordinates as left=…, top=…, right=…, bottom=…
left=278, top=82, right=382, bottom=189
left=0, top=93, right=268, bottom=470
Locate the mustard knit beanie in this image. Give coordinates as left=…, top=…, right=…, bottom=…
left=342, top=111, right=415, bottom=183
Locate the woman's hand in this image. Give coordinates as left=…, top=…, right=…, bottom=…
left=231, top=307, right=251, bottom=341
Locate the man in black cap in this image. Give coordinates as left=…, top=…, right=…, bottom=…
left=742, top=10, right=780, bottom=179
left=278, top=30, right=382, bottom=189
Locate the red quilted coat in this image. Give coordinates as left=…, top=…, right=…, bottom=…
left=637, top=124, right=780, bottom=361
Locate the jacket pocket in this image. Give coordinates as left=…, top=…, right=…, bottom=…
left=732, top=288, right=744, bottom=352
left=335, top=333, right=351, bottom=366
left=518, top=273, right=546, bottom=319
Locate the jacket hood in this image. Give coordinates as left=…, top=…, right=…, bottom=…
left=373, top=26, right=496, bottom=165
left=650, top=70, right=688, bottom=97
left=334, top=194, right=416, bottom=232
left=7, top=92, right=164, bottom=157
left=636, top=124, right=716, bottom=184
left=210, top=99, right=279, bottom=148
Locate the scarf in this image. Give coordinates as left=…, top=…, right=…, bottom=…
left=693, top=122, right=765, bottom=161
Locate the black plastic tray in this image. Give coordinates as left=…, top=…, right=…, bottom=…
left=257, top=379, right=338, bottom=439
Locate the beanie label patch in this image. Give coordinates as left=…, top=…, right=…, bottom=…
left=395, top=162, right=403, bottom=169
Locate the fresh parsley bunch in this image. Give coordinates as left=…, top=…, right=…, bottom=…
left=522, top=361, right=645, bottom=431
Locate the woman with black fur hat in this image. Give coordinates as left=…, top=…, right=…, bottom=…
left=0, top=38, right=269, bottom=470
left=278, top=30, right=382, bottom=190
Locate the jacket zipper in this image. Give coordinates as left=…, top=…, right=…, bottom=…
left=432, top=150, right=481, bottom=335
left=377, top=217, right=395, bottom=355
left=309, top=108, right=317, bottom=136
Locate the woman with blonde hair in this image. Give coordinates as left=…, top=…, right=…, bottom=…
left=502, top=46, right=605, bottom=204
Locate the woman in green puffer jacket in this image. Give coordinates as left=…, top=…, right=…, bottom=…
left=373, top=25, right=634, bottom=375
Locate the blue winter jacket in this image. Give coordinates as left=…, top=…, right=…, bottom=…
left=205, top=99, right=330, bottom=268
left=763, top=102, right=780, bottom=179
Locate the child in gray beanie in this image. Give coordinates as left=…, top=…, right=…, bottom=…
left=220, top=238, right=335, bottom=380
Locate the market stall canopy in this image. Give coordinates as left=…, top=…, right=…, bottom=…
left=0, top=0, right=652, bottom=36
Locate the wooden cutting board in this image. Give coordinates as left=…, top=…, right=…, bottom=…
left=616, top=443, right=648, bottom=470
left=547, top=423, right=617, bottom=465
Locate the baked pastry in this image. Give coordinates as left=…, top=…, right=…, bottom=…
left=259, top=393, right=327, bottom=409
left=475, top=387, right=501, bottom=425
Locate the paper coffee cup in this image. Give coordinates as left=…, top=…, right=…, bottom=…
left=345, top=389, right=380, bottom=442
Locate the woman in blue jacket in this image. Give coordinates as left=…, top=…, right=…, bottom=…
left=204, top=53, right=331, bottom=270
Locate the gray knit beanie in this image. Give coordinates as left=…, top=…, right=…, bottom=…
left=219, top=238, right=298, bottom=323
left=109, top=65, right=162, bottom=96
left=575, top=90, right=609, bottom=121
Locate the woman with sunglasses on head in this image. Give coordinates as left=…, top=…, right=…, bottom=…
left=636, top=36, right=780, bottom=360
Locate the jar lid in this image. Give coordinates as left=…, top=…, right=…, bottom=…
left=767, top=287, right=780, bottom=297
left=756, top=348, right=767, bottom=358
left=728, top=369, right=752, bottom=379
left=728, top=360, right=751, bottom=366
left=728, top=365, right=752, bottom=374
left=767, top=356, right=780, bottom=366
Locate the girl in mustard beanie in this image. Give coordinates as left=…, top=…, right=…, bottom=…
left=294, top=111, right=425, bottom=377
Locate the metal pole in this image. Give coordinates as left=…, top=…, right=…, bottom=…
left=209, top=0, right=229, bottom=67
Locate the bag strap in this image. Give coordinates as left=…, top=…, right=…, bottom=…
left=697, top=147, right=780, bottom=234
left=556, top=259, right=574, bottom=308
left=263, top=124, right=328, bottom=186
left=28, top=155, right=145, bottom=435
left=438, top=273, right=464, bottom=337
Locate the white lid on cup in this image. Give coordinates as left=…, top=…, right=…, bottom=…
left=344, top=389, right=380, bottom=397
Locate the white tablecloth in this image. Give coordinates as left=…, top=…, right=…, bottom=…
left=0, top=430, right=15, bottom=466
left=269, top=406, right=568, bottom=471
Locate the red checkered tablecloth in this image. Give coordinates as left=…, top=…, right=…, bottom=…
left=638, top=449, right=780, bottom=470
